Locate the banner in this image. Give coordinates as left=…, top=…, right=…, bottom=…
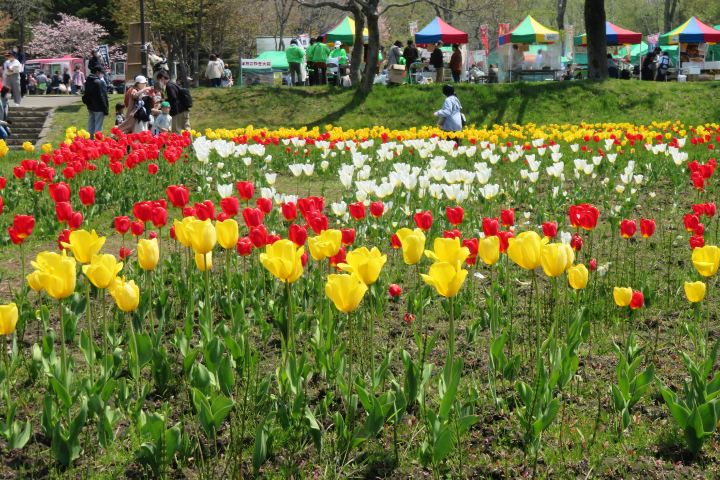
left=410, top=21, right=418, bottom=38
left=647, top=34, right=660, bottom=52
left=298, top=34, right=310, bottom=49
left=498, top=23, right=510, bottom=48
left=481, top=25, right=489, bottom=51
left=241, top=59, right=272, bottom=68
left=97, top=44, right=110, bottom=69
left=565, top=26, right=573, bottom=59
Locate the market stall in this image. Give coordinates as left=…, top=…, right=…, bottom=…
left=413, top=17, right=469, bottom=83
left=660, top=16, right=720, bottom=81
left=240, top=51, right=291, bottom=86
left=573, top=22, right=642, bottom=48
left=497, top=16, right=561, bottom=82
left=321, top=16, right=368, bottom=45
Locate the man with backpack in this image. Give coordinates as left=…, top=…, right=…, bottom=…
left=82, top=65, right=109, bottom=138
left=156, top=71, right=192, bottom=134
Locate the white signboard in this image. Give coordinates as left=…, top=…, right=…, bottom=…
left=544, top=33, right=560, bottom=42
left=241, top=59, right=272, bottom=68
left=97, top=44, right=111, bottom=69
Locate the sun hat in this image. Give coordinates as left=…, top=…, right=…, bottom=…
left=135, top=75, right=148, bottom=84
left=335, top=41, right=341, bottom=48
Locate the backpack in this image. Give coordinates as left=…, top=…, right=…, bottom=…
left=170, top=82, right=193, bottom=110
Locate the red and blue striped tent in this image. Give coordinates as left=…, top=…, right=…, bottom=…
left=414, top=17, right=468, bottom=45
left=574, top=22, right=642, bottom=47
left=660, top=16, right=720, bottom=45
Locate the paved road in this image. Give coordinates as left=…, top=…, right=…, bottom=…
left=14, top=95, right=83, bottom=108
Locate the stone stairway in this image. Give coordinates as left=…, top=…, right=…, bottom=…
left=5, top=106, right=52, bottom=149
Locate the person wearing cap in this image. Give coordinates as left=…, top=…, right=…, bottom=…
left=117, top=74, right=152, bottom=134
left=285, top=39, right=305, bottom=86
left=311, top=36, right=330, bottom=85
left=329, top=41, right=347, bottom=85
left=2, top=52, right=22, bottom=106
left=152, top=101, right=172, bottom=135
left=82, top=64, right=109, bottom=138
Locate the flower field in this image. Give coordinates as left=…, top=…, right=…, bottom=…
left=0, top=119, right=719, bottom=478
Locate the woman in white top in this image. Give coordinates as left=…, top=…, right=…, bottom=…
left=205, top=54, right=224, bottom=87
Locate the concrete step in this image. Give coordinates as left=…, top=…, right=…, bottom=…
left=6, top=138, right=39, bottom=146
left=5, top=127, right=41, bottom=134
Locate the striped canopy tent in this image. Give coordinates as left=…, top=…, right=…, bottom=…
left=498, top=16, right=559, bottom=45
left=659, top=16, right=720, bottom=45
left=574, top=22, right=642, bottom=47
left=414, top=17, right=468, bottom=45
left=322, top=16, right=368, bottom=45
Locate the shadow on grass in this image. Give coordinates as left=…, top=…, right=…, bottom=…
left=54, top=104, right=85, bottom=114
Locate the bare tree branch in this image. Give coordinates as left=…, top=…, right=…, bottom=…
left=295, top=0, right=352, bottom=11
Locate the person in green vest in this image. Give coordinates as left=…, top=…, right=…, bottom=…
left=306, top=38, right=316, bottom=86
left=312, top=36, right=330, bottom=85
left=285, top=39, right=305, bottom=86
left=329, top=41, right=347, bottom=85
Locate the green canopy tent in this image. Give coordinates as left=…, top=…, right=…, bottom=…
left=240, top=51, right=289, bottom=86
left=321, top=16, right=368, bottom=45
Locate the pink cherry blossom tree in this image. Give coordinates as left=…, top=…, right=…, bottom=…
left=28, top=13, right=125, bottom=61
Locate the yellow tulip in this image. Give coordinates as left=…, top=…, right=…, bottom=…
left=479, top=236, right=500, bottom=266
left=137, top=238, right=159, bottom=271
left=186, top=219, right=217, bottom=254
left=325, top=274, right=368, bottom=312
left=613, top=287, right=632, bottom=307
left=61, top=229, right=106, bottom=264
left=507, top=231, right=545, bottom=270
left=308, top=229, right=342, bottom=261
left=32, top=251, right=77, bottom=299
left=195, top=252, right=212, bottom=271
left=110, top=276, right=140, bottom=312
left=173, top=217, right=195, bottom=248
left=23, top=142, right=35, bottom=153
left=567, top=264, right=588, bottom=290
left=421, top=261, right=468, bottom=298
left=216, top=219, right=239, bottom=249
left=339, top=247, right=387, bottom=284
left=396, top=228, right=426, bottom=265
left=42, top=143, right=53, bottom=154
left=82, top=254, right=123, bottom=289
left=684, top=281, right=706, bottom=303
left=0, top=303, right=18, bottom=335
left=27, top=271, right=44, bottom=292
left=425, top=237, right=470, bottom=265
left=260, top=239, right=305, bottom=283
left=541, top=243, right=574, bottom=277
left=692, top=245, right=720, bottom=277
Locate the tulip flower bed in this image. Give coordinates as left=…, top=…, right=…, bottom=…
left=1, top=119, right=720, bottom=479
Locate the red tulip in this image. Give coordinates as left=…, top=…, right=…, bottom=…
left=341, top=228, right=355, bottom=246
left=446, top=206, right=464, bottom=226
left=692, top=204, right=705, bottom=217
left=183, top=207, right=196, bottom=218
left=249, top=225, right=268, bottom=248
left=170, top=225, right=177, bottom=239
left=414, top=211, right=433, bottom=231
left=34, top=181, right=45, bottom=192
left=194, top=200, right=215, bottom=221
left=330, top=246, right=346, bottom=268
left=13, top=166, right=25, bottom=179
left=68, top=211, right=83, bottom=231
left=49, top=182, right=71, bottom=203
left=688, top=160, right=700, bottom=172
left=391, top=233, right=402, bottom=249
left=349, top=202, right=366, bottom=220
left=690, top=235, right=705, bottom=249
left=256, top=197, right=272, bottom=215
left=131, top=221, right=144, bottom=237
left=692, top=171, right=704, bottom=191
left=109, top=161, right=123, bottom=174
left=589, top=259, right=597, bottom=271
left=267, top=234, right=281, bottom=245
left=119, top=247, right=132, bottom=260
left=62, top=167, right=75, bottom=180
left=695, top=223, right=705, bottom=237
left=217, top=213, right=229, bottom=222
left=500, top=208, right=515, bottom=228
left=21, top=159, right=37, bottom=172
left=498, top=231, right=514, bottom=253
left=388, top=284, right=402, bottom=297
left=289, top=223, right=308, bottom=247
left=704, top=202, right=717, bottom=218
left=444, top=229, right=461, bottom=240
left=167, top=185, right=190, bottom=208
left=0, top=177, right=6, bottom=189
left=640, top=218, right=655, bottom=238
left=620, top=219, right=637, bottom=238
left=151, top=206, right=168, bottom=228
left=58, top=229, right=71, bottom=251
left=148, top=163, right=159, bottom=175
left=221, top=196, right=240, bottom=217
left=684, top=214, right=700, bottom=232
left=301, top=251, right=308, bottom=266
left=542, top=221, right=557, bottom=239
left=243, top=207, right=264, bottom=228
left=700, top=164, right=715, bottom=180
left=281, top=202, right=298, bottom=221
left=630, top=291, right=644, bottom=309
left=79, top=186, right=95, bottom=206
left=298, top=197, right=322, bottom=219
left=133, top=201, right=153, bottom=223
left=236, top=237, right=253, bottom=256
left=13, top=215, right=35, bottom=240
left=237, top=181, right=255, bottom=201
left=308, top=212, right=328, bottom=235
left=570, top=233, right=583, bottom=252
left=149, top=231, right=158, bottom=240
left=56, top=202, right=73, bottom=223
left=462, top=238, right=479, bottom=265
left=370, top=202, right=384, bottom=218
left=115, top=216, right=130, bottom=235
left=482, top=217, right=499, bottom=237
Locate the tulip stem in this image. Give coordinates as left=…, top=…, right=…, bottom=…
left=59, top=300, right=68, bottom=388
left=416, top=264, right=427, bottom=372
left=147, top=270, right=155, bottom=337
left=448, top=296, right=455, bottom=369
left=286, top=281, right=295, bottom=360
left=369, top=286, right=376, bottom=394
left=705, top=277, right=711, bottom=359
left=102, top=290, right=107, bottom=355
left=347, top=311, right=354, bottom=405
left=86, top=279, right=94, bottom=386
left=128, top=312, right=140, bottom=400
left=532, top=270, right=541, bottom=367
left=205, top=261, right=212, bottom=335
left=226, top=249, right=233, bottom=328
left=318, top=259, right=324, bottom=347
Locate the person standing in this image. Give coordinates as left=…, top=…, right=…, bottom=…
left=306, top=38, right=316, bottom=86
left=12, top=46, right=26, bottom=97
left=430, top=41, right=445, bottom=84
left=641, top=47, right=660, bottom=81
left=285, top=39, right=305, bottom=86
left=0, top=87, right=11, bottom=140
left=82, top=65, right=109, bottom=139
left=71, top=66, right=86, bottom=94
left=329, top=41, right=347, bottom=85
left=35, top=71, right=47, bottom=95
left=311, top=36, right=330, bottom=85
left=387, top=40, right=403, bottom=69
left=2, top=53, right=22, bottom=106
left=27, top=74, right=37, bottom=95
left=403, top=39, right=419, bottom=68
left=117, top=75, right=152, bottom=134
left=205, top=54, right=224, bottom=87
left=449, top=44, right=462, bottom=83
left=156, top=71, right=191, bottom=134
left=655, top=51, right=672, bottom=81
left=62, top=67, right=71, bottom=93
left=49, top=70, right=61, bottom=94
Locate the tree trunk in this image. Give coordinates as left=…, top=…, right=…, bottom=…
left=557, top=0, right=567, bottom=54
left=193, top=0, right=205, bottom=88
left=584, top=0, right=607, bottom=80
left=349, top=8, right=365, bottom=85
left=360, top=8, right=379, bottom=94
left=663, top=0, right=678, bottom=32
